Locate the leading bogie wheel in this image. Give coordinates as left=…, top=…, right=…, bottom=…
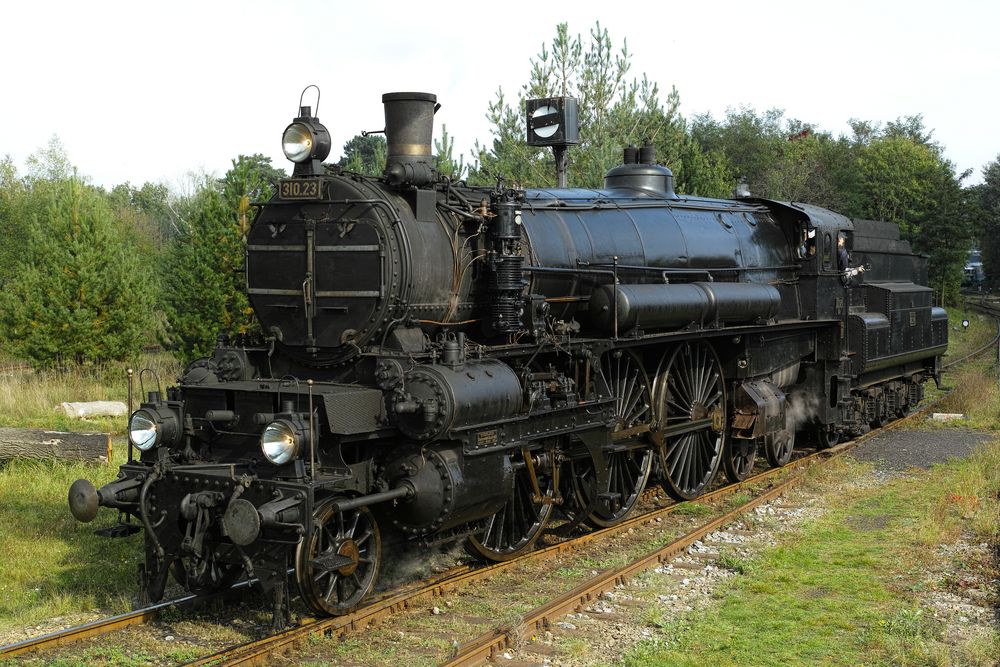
left=722, top=435, right=758, bottom=484
left=764, top=428, right=795, bottom=468
left=815, top=425, right=839, bottom=450
left=295, top=497, right=380, bottom=616
left=170, top=553, right=239, bottom=594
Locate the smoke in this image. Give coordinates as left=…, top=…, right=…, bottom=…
left=375, top=538, right=472, bottom=592
left=786, top=391, right=821, bottom=432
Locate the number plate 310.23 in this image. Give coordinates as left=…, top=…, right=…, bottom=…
left=278, top=179, right=323, bottom=200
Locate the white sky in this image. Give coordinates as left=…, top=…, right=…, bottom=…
left=2, top=0, right=997, bottom=191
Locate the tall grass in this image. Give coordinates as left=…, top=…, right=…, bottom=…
left=0, top=354, right=182, bottom=434
left=932, top=364, right=1000, bottom=430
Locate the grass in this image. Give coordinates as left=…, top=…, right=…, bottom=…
left=0, top=353, right=181, bottom=434
left=624, top=440, right=1000, bottom=667
left=713, top=550, right=755, bottom=576
left=0, top=445, right=140, bottom=633
left=943, top=306, right=996, bottom=361
left=671, top=501, right=713, bottom=517
left=0, top=352, right=179, bottom=633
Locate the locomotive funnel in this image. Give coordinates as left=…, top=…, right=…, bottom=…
left=382, top=92, right=438, bottom=186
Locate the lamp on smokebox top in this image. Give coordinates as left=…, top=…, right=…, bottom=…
left=526, top=97, right=579, bottom=188
left=282, top=85, right=331, bottom=177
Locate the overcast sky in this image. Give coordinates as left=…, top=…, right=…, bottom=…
left=2, top=0, right=997, bottom=191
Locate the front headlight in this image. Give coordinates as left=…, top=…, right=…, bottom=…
left=129, top=410, right=159, bottom=451
left=261, top=420, right=300, bottom=464
left=282, top=123, right=314, bottom=163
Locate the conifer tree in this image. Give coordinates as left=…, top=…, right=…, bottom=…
left=161, top=184, right=238, bottom=360
left=470, top=22, right=730, bottom=197
left=160, top=156, right=284, bottom=361
left=0, top=174, right=155, bottom=365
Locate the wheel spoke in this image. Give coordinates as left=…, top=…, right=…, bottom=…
left=469, top=449, right=553, bottom=559
left=569, top=350, right=653, bottom=528
left=673, top=366, right=693, bottom=407
left=656, top=342, right=726, bottom=500
left=324, top=573, right=338, bottom=601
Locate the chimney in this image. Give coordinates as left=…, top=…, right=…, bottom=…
left=382, top=92, right=439, bottom=187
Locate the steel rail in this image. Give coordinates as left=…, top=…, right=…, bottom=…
left=0, top=594, right=197, bottom=658
left=943, top=308, right=1000, bottom=369
left=0, top=576, right=263, bottom=659
left=186, top=441, right=867, bottom=667
left=441, top=400, right=937, bottom=667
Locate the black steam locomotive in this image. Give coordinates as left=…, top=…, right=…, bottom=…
left=69, top=90, right=947, bottom=623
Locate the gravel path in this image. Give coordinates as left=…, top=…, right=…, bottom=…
left=849, top=427, right=993, bottom=470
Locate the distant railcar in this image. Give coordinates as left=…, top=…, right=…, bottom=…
left=963, top=248, right=985, bottom=290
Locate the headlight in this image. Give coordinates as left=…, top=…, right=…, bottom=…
left=128, top=404, right=180, bottom=451
left=129, top=410, right=159, bottom=451
left=282, top=123, right=314, bottom=163
left=261, top=420, right=301, bottom=464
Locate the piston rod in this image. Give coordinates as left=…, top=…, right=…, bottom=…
left=330, top=483, right=414, bottom=513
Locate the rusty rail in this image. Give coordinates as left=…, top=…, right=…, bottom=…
left=187, top=441, right=854, bottom=667
left=0, top=594, right=193, bottom=659
left=442, top=404, right=931, bottom=666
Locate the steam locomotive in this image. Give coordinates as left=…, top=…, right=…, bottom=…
left=68, top=89, right=947, bottom=623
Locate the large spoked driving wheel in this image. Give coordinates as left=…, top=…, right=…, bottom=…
left=570, top=350, right=654, bottom=527
left=654, top=341, right=726, bottom=500
left=467, top=448, right=555, bottom=561
left=296, top=497, right=380, bottom=616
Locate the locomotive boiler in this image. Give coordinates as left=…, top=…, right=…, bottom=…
left=68, top=89, right=947, bottom=623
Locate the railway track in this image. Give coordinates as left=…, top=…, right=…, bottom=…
left=185, top=453, right=819, bottom=666
left=442, top=419, right=907, bottom=666
left=3, top=322, right=995, bottom=665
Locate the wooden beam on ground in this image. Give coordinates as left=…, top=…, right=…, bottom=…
left=0, top=428, right=111, bottom=464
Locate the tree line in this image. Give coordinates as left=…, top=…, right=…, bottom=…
left=0, top=21, right=995, bottom=368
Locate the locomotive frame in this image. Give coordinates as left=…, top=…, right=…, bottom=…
left=69, top=89, right=946, bottom=626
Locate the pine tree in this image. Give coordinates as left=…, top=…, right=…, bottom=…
left=0, top=174, right=155, bottom=365
left=161, top=185, right=237, bottom=360
left=469, top=22, right=726, bottom=195
left=160, top=156, right=284, bottom=361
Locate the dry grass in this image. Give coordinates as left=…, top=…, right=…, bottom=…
left=0, top=354, right=182, bottom=434
left=915, top=437, right=1000, bottom=545
left=929, top=365, right=1000, bottom=431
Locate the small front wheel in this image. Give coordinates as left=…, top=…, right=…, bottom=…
left=295, top=498, right=380, bottom=616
